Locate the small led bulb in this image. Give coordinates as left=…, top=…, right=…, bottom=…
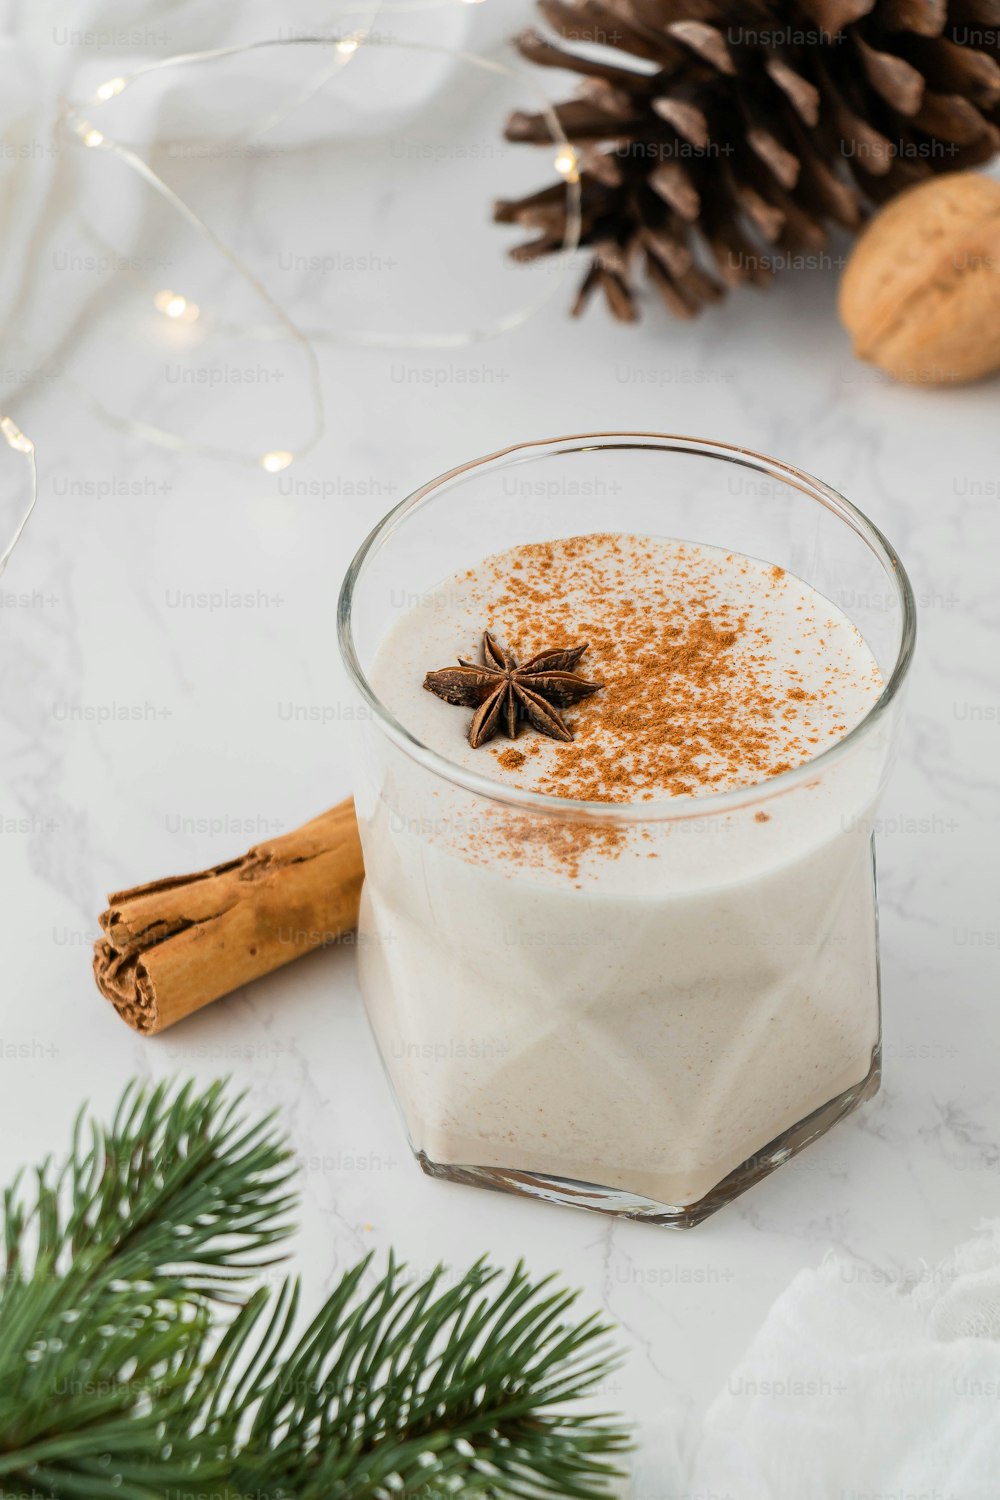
left=96, top=77, right=127, bottom=102
left=553, top=147, right=579, bottom=181
left=0, top=416, right=34, bottom=455
left=260, top=450, right=295, bottom=474
left=153, top=290, right=200, bottom=323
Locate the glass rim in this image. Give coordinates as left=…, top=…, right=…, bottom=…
left=337, top=431, right=917, bottom=823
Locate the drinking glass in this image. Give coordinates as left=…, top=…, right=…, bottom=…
left=337, top=433, right=916, bottom=1226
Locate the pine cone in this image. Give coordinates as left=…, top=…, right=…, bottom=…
left=495, top=0, right=1000, bottom=319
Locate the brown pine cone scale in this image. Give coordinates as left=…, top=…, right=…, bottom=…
left=496, top=0, right=1000, bottom=318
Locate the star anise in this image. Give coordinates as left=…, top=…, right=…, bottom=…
left=424, top=630, right=602, bottom=749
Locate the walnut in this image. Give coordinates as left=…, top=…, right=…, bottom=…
left=839, top=172, right=1000, bottom=387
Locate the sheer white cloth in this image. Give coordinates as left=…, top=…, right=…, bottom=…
left=683, top=1222, right=1000, bottom=1499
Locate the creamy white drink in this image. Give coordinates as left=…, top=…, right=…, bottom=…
left=357, top=534, right=886, bottom=1214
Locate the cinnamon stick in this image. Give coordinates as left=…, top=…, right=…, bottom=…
left=94, top=799, right=364, bottom=1035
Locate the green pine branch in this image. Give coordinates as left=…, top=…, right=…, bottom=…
left=0, top=1079, right=629, bottom=1500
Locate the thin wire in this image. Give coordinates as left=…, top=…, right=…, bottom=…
left=0, top=416, right=38, bottom=578
left=152, top=37, right=585, bottom=351
left=294, top=38, right=583, bottom=349
left=65, top=123, right=326, bottom=470
left=71, top=32, right=583, bottom=346
left=57, top=26, right=581, bottom=466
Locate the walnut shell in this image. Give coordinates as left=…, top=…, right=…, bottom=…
left=839, top=172, right=1000, bottom=387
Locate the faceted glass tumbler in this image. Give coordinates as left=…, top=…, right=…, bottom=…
left=337, top=434, right=916, bottom=1227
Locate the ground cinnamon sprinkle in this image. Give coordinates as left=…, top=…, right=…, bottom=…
left=471, top=806, right=624, bottom=883
left=398, top=534, right=882, bottom=878
left=452, top=533, right=879, bottom=805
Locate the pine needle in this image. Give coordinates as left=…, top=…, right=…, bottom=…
left=0, top=1079, right=630, bottom=1499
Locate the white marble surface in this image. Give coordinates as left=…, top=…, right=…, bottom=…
left=1, top=8, right=999, bottom=1493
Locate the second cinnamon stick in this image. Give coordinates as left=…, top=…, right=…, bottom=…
left=94, top=799, right=364, bottom=1034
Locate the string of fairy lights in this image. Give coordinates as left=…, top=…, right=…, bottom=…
left=0, top=1, right=582, bottom=575
left=46, top=6, right=581, bottom=475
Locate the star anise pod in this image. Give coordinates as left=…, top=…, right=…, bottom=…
left=424, top=630, right=602, bottom=748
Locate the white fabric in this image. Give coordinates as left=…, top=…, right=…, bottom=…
left=684, top=1222, right=1000, bottom=1499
